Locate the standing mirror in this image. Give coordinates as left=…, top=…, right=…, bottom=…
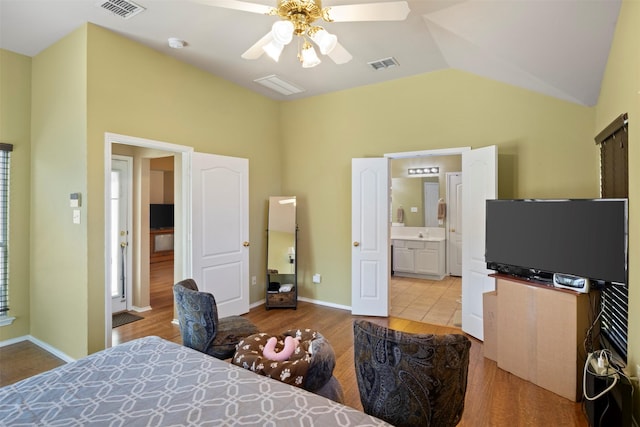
left=266, top=196, right=297, bottom=310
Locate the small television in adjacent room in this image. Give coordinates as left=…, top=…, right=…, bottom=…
left=150, top=204, right=174, bottom=229
left=485, top=199, right=628, bottom=286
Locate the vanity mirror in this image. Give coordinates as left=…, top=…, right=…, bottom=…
left=390, top=156, right=461, bottom=227
left=266, top=196, right=297, bottom=310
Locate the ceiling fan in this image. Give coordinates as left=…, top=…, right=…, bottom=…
left=193, top=0, right=411, bottom=68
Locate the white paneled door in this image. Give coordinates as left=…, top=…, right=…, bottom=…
left=191, top=153, right=249, bottom=318
left=351, top=158, right=390, bottom=316
left=461, top=146, right=497, bottom=340
left=110, top=155, right=132, bottom=314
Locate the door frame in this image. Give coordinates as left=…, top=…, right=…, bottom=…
left=446, top=171, right=463, bottom=276
left=350, top=148, right=470, bottom=316
left=103, top=133, right=193, bottom=349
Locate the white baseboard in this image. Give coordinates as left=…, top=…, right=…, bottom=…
left=0, top=334, right=28, bottom=348
left=298, top=297, right=351, bottom=311
left=27, top=335, right=75, bottom=363
left=131, top=305, right=152, bottom=312
left=249, top=296, right=350, bottom=312
left=0, top=335, right=74, bottom=363
left=249, top=299, right=266, bottom=309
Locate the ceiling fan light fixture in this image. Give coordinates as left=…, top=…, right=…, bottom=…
left=309, top=27, right=337, bottom=55
left=300, top=41, right=321, bottom=68
left=271, top=20, right=294, bottom=45
left=263, top=40, right=285, bottom=61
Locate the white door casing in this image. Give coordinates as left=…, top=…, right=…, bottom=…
left=461, top=146, right=497, bottom=340
left=446, top=172, right=463, bottom=276
left=351, top=158, right=390, bottom=316
left=191, top=152, right=250, bottom=318
left=110, top=156, right=132, bottom=314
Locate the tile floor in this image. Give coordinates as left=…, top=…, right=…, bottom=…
left=390, top=275, right=462, bottom=327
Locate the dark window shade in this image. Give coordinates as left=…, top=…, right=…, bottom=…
left=599, top=126, right=628, bottom=198
left=595, top=113, right=628, bottom=361
left=600, top=284, right=628, bottom=359
left=0, top=144, right=12, bottom=315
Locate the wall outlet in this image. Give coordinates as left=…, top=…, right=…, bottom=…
left=312, top=274, right=321, bottom=284
left=251, top=276, right=256, bottom=286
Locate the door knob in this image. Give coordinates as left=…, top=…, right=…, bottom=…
left=353, top=242, right=360, bottom=247
left=243, top=241, right=250, bottom=247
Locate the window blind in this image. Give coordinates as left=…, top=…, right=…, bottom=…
left=595, top=113, right=628, bottom=362
left=0, top=143, right=12, bottom=315
left=600, top=284, right=628, bottom=360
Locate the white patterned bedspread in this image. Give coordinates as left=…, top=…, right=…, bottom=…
left=0, top=336, right=390, bottom=426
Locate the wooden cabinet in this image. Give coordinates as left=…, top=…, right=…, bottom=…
left=150, top=228, right=174, bottom=263
left=490, top=276, right=592, bottom=401
left=266, top=272, right=297, bottom=310
left=392, top=239, right=446, bottom=279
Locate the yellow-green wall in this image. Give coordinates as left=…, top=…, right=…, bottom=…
left=0, top=50, right=31, bottom=341
left=84, top=24, right=282, bottom=353
left=30, top=27, right=89, bottom=358
left=595, top=0, right=640, bottom=416
left=280, top=70, right=597, bottom=306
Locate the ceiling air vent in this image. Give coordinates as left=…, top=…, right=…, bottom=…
left=368, top=57, right=399, bottom=71
left=97, top=0, right=146, bottom=19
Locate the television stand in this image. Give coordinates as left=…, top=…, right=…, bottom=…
left=486, top=274, right=592, bottom=401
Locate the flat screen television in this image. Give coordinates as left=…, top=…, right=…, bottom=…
left=150, top=204, right=174, bottom=229
left=485, top=199, right=628, bottom=285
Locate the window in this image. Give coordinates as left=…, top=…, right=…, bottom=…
left=0, top=143, right=12, bottom=320
left=595, top=113, right=628, bottom=362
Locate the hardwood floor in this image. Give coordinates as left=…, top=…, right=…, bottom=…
left=1, top=260, right=589, bottom=426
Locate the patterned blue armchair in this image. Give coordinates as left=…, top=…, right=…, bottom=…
left=173, top=279, right=259, bottom=359
left=353, top=319, right=471, bottom=427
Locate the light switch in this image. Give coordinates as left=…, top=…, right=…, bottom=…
left=73, top=209, right=81, bottom=224
left=411, top=206, right=418, bottom=213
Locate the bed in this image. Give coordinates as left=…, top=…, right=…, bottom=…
left=0, top=336, right=390, bottom=426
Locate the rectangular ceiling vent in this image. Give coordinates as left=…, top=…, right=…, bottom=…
left=368, top=57, right=399, bottom=71
left=254, top=75, right=305, bottom=96
left=97, top=0, right=146, bottom=19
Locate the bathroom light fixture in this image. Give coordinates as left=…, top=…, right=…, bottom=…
left=408, top=167, right=439, bottom=176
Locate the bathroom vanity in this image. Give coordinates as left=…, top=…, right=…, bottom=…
left=391, top=227, right=446, bottom=280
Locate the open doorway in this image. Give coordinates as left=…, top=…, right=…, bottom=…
left=377, top=145, right=497, bottom=340
left=149, top=156, right=175, bottom=320
left=389, top=154, right=462, bottom=327
left=105, top=134, right=191, bottom=349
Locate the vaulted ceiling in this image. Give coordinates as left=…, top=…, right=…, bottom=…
left=0, top=0, right=621, bottom=104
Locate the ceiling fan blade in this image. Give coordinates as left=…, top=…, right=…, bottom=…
left=191, top=0, right=273, bottom=15
left=327, top=42, right=353, bottom=64
left=325, top=1, right=410, bottom=22
left=241, top=32, right=273, bottom=60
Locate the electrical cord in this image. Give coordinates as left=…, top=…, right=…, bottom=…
left=583, top=350, right=619, bottom=401
left=583, top=301, right=603, bottom=356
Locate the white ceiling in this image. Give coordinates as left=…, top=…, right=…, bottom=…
left=0, top=0, right=621, bottom=105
